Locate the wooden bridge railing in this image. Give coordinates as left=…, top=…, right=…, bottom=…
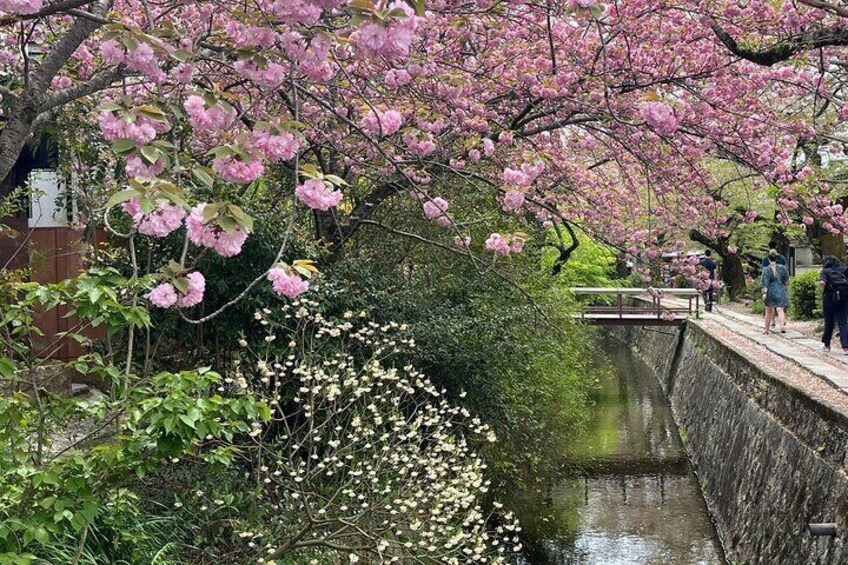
left=568, top=287, right=702, bottom=325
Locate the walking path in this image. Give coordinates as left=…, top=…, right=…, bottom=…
left=694, top=303, right=848, bottom=393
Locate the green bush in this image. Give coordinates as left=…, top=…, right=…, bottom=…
left=789, top=270, right=821, bottom=320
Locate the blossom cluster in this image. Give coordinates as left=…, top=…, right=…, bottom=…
left=185, top=204, right=249, bottom=257
left=639, top=101, right=681, bottom=136
left=99, top=111, right=170, bottom=145
left=225, top=304, right=521, bottom=563
left=0, top=0, right=41, bottom=14
left=149, top=271, right=206, bottom=309
left=351, top=2, right=420, bottom=61
left=295, top=179, right=343, bottom=211
left=360, top=108, right=404, bottom=137
left=267, top=267, right=309, bottom=299
left=485, top=233, right=525, bottom=256
left=423, top=196, right=451, bottom=227
left=121, top=197, right=185, bottom=238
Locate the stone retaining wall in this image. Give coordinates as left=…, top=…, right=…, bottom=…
left=613, top=322, right=848, bottom=564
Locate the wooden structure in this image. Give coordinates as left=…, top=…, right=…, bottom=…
left=1, top=140, right=95, bottom=361
left=569, top=288, right=702, bottom=326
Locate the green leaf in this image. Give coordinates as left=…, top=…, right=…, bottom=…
left=192, top=167, right=215, bottom=189
left=206, top=146, right=235, bottom=160
left=139, top=196, right=156, bottom=214
left=137, top=104, right=168, bottom=122
left=98, top=102, right=123, bottom=112
left=140, top=145, right=160, bottom=165
left=161, top=191, right=189, bottom=211
left=299, top=163, right=320, bottom=178
left=152, top=139, right=176, bottom=149
left=111, top=139, right=137, bottom=156
left=407, top=0, right=426, bottom=16
left=105, top=189, right=140, bottom=209
left=172, top=278, right=189, bottom=294
left=172, top=49, right=192, bottom=62
left=217, top=215, right=238, bottom=234
left=0, top=356, right=14, bottom=380
left=348, top=0, right=375, bottom=12
left=227, top=205, right=254, bottom=232
left=324, top=174, right=349, bottom=187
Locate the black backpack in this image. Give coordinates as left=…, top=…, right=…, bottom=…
left=829, top=268, right=848, bottom=303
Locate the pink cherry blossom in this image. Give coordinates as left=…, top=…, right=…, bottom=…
left=295, top=179, right=343, bottom=211
left=361, top=109, right=404, bottom=137
left=454, top=235, right=471, bottom=248
left=639, top=102, right=680, bottom=136
left=267, top=267, right=310, bottom=299
left=186, top=204, right=218, bottom=248
left=186, top=204, right=249, bottom=257
left=122, top=197, right=186, bottom=237
left=176, top=271, right=205, bottom=308
left=423, top=197, right=450, bottom=221
left=485, top=233, right=511, bottom=256
left=213, top=228, right=249, bottom=257
left=403, top=132, right=437, bottom=157
left=0, top=0, right=42, bottom=14
left=502, top=190, right=525, bottom=212
left=252, top=131, right=300, bottom=162
left=149, top=283, right=178, bottom=308
left=99, top=112, right=161, bottom=145
left=125, top=155, right=166, bottom=179
left=184, top=95, right=235, bottom=131
left=212, top=154, right=264, bottom=184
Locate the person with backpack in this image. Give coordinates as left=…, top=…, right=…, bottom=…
left=819, top=255, right=848, bottom=353
left=761, top=249, right=789, bottom=334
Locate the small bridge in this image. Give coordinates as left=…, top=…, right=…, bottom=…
left=569, top=287, right=702, bottom=326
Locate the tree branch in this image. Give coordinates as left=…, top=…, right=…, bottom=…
left=0, top=0, right=112, bottom=183
left=0, top=0, right=97, bottom=26
left=711, top=22, right=848, bottom=66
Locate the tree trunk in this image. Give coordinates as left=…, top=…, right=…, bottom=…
left=821, top=233, right=844, bottom=261
left=720, top=253, right=747, bottom=300
left=689, top=228, right=746, bottom=299
left=771, top=231, right=791, bottom=260
left=0, top=1, right=112, bottom=184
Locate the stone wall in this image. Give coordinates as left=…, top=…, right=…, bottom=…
left=613, top=322, right=848, bottom=564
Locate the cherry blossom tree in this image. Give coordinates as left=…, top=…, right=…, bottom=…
left=3, top=0, right=848, bottom=309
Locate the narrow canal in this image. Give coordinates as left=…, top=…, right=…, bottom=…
left=510, top=337, right=726, bottom=564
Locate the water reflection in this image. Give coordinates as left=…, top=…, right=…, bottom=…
left=510, top=338, right=725, bottom=564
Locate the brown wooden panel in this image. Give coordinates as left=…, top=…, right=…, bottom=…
left=0, top=216, right=28, bottom=270
left=4, top=227, right=105, bottom=361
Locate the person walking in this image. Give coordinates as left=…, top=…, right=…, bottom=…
left=699, top=250, right=717, bottom=312
left=819, top=256, right=848, bottom=353
left=761, top=240, right=787, bottom=267
left=761, top=249, right=789, bottom=334
left=761, top=241, right=787, bottom=328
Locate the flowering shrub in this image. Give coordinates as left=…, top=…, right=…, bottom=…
left=223, top=302, right=522, bottom=563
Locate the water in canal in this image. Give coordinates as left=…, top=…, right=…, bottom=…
left=509, top=337, right=725, bottom=564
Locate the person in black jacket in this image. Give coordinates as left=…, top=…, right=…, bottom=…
left=820, top=255, right=848, bottom=353
left=699, top=250, right=717, bottom=312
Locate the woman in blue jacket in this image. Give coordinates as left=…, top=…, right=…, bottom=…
left=761, top=249, right=789, bottom=334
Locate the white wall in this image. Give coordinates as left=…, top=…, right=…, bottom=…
left=28, top=169, right=69, bottom=228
